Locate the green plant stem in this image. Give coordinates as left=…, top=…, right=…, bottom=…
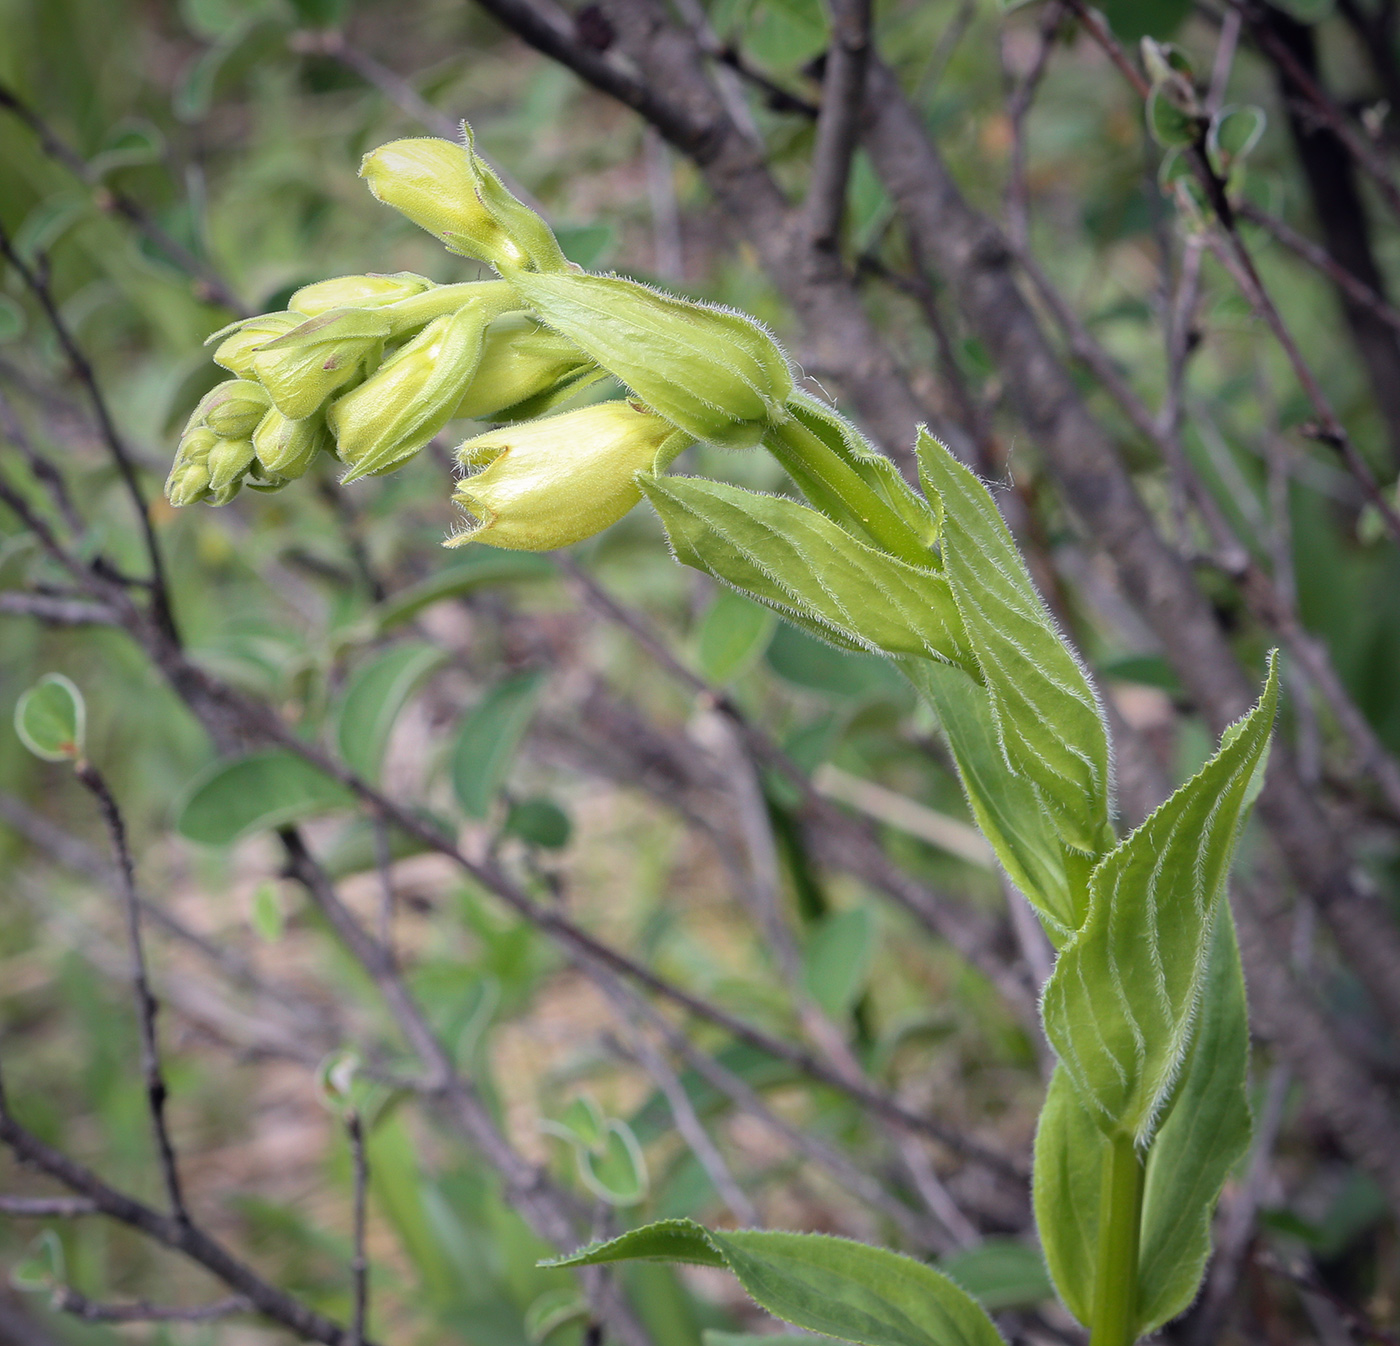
left=383, top=280, right=518, bottom=335
left=763, top=418, right=933, bottom=567
left=1090, top=1130, right=1146, bottom=1346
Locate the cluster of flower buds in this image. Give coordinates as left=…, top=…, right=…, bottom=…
left=169, top=126, right=874, bottom=555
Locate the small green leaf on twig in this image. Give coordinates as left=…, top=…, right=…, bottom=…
left=14, top=674, right=85, bottom=763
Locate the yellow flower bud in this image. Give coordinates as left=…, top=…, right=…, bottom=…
left=252, top=407, right=331, bottom=479
left=504, top=270, right=793, bottom=449
left=449, top=401, right=686, bottom=551
left=207, top=435, right=256, bottom=492
left=251, top=307, right=391, bottom=420
left=455, top=313, right=599, bottom=422
left=208, top=311, right=303, bottom=379
left=328, top=304, right=490, bottom=483
left=289, top=271, right=433, bottom=317
left=165, top=427, right=219, bottom=506
left=189, top=379, right=271, bottom=440
left=359, top=132, right=568, bottom=274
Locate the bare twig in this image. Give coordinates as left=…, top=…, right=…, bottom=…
left=0, top=83, right=247, bottom=314
left=1238, top=201, right=1400, bottom=337
left=0, top=1196, right=100, bottom=1217
left=1255, top=1250, right=1400, bottom=1346
left=51, top=1290, right=252, bottom=1324
left=1201, top=229, right=1400, bottom=547
left=0, top=593, right=119, bottom=626
left=606, top=1027, right=758, bottom=1226
left=0, top=1063, right=370, bottom=1346
left=0, top=221, right=177, bottom=639
left=72, top=761, right=187, bottom=1224
left=1234, top=0, right=1400, bottom=223
left=276, top=831, right=653, bottom=1346
left=346, top=1111, right=370, bottom=1346
left=804, top=0, right=872, bottom=252
left=1003, top=1, right=1062, bottom=249
left=1065, top=0, right=1400, bottom=546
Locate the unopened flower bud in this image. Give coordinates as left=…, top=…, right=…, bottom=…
left=289, top=272, right=434, bottom=317
left=188, top=379, right=271, bottom=440
left=328, top=304, right=489, bottom=482
left=208, top=311, right=303, bottom=379
left=253, top=407, right=331, bottom=479
left=165, top=427, right=219, bottom=506
left=207, top=435, right=257, bottom=492
left=450, top=401, right=686, bottom=551
left=251, top=307, right=391, bottom=420
left=504, top=270, right=793, bottom=449
left=359, top=132, right=568, bottom=274
left=455, top=313, right=599, bottom=422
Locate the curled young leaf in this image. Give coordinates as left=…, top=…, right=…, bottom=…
left=1040, top=654, right=1277, bottom=1144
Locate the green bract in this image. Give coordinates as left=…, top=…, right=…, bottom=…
left=504, top=268, right=794, bottom=449
left=328, top=303, right=493, bottom=482
left=252, top=307, right=391, bottom=420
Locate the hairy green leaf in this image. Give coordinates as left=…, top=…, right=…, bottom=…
left=335, top=642, right=445, bottom=782
left=549, top=1220, right=1003, bottom=1346
left=1041, top=655, right=1276, bottom=1142
left=450, top=671, right=546, bottom=818
left=640, top=474, right=972, bottom=667
left=904, top=660, right=1073, bottom=937
left=176, top=750, right=354, bottom=845
left=917, top=432, right=1111, bottom=858
left=1034, top=912, right=1251, bottom=1332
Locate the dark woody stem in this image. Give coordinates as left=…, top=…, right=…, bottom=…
left=763, top=415, right=934, bottom=566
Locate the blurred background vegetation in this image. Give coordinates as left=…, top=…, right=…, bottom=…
left=1, top=0, right=1398, bottom=1342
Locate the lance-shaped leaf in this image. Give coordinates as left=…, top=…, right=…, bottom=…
left=334, top=642, right=446, bottom=782
left=917, top=432, right=1111, bottom=856
left=1041, top=655, right=1276, bottom=1143
left=1033, top=911, right=1251, bottom=1334
left=905, top=659, right=1074, bottom=939
left=639, top=474, right=974, bottom=670
left=547, top=1219, right=1004, bottom=1346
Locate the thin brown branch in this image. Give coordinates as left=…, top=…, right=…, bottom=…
left=1235, top=0, right=1400, bottom=222
left=275, top=831, right=652, bottom=1346
left=0, top=1065, right=368, bottom=1346
left=72, top=762, right=187, bottom=1224
left=0, top=83, right=248, bottom=315
left=0, top=221, right=177, bottom=640
left=604, top=1028, right=758, bottom=1226
left=346, top=1111, right=369, bottom=1346
left=51, top=1290, right=252, bottom=1324
left=0, top=592, right=120, bottom=626
left=0, top=1196, right=100, bottom=1217
left=1201, top=229, right=1400, bottom=546
left=804, top=0, right=872, bottom=252
left=1239, top=201, right=1400, bottom=337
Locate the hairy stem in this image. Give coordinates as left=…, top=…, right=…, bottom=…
left=1091, top=1131, right=1145, bottom=1346
left=763, top=416, right=931, bottom=565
